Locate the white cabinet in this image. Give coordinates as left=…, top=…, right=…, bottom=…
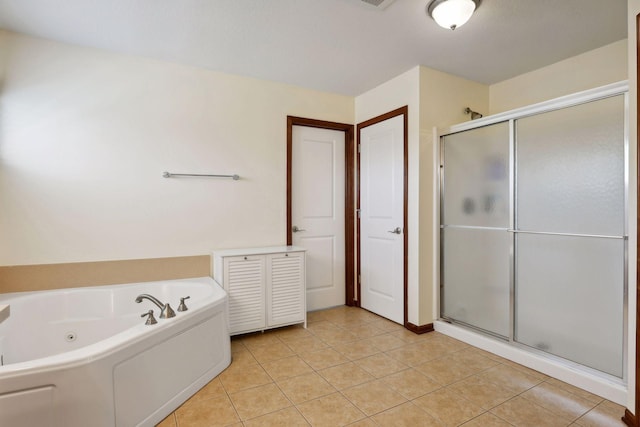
left=213, top=246, right=306, bottom=335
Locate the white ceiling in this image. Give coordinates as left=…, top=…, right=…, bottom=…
left=0, top=0, right=628, bottom=96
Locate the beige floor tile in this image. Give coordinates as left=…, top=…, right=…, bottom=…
left=243, top=406, right=310, bottom=426
left=307, top=309, right=333, bottom=323
left=273, top=324, right=312, bottom=341
left=490, top=396, right=573, bottom=427
left=371, top=401, right=443, bottom=426
left=382, top=368, right=441, bottom=399
left=447, top=375, right=519, bottom=410
left=386, top=343, right=440, bottom=366
left=249, top=340, right=295, bottom=364
left=346, top=418, right=378, bottom=426
left=219, top=362, right=273, bottom=394
left=341, top=379, right=407, bottom=416
left=544, top=378, right=604, bottom=405
left=389, top=328, right=428, bottom=344
left=476, top=364, right=543, bottom=393
left=299, top=347, right=349, bottom=370
left=277, top=372, right=337, bottom=404
left=176, top=394, right=240, bottom=427
left=369, top=318, right=405, bottom=333
left=415, top=355, right=482, bottom=385
left=285, top=336, right=329, bottom=354
left=460, top=412, right=513, bottom=426
left=228, top=383, right=292, bottom=421
left=156, top=413, right=177, bottom=427
left=179, top=377, right=227, bottom=409
left=324, top=308, right=377, bottom=325
left=307, top=319, right=343, bottom=333
left=412, top=340, right=458, bottom=361
left=352, top=309, right=383, bottom=322
left=575, top=400, right=627, bottom=427
left=520, top=382, right=598, bottom=421
left=449, top=347, right=501, bottom=371
left=297, top=392, right=366, bottom=426
left=229, top=347, right=259, bottom=367
left=319, top=362, right=375, bottom=390
left=169, top=307, right=624, bottom=427
left=429, top=334, right=469, bottom=351
left=348, top=323, right=386, bottom=339
left=361, top=332, right=406, bottom=351
left=501, top=359, right=548, bottom=381
left=262, top=355, right=314, bottom=381
left=464, top=347, right=509, bottom=363
left=333, top=339, right=381, bottom=361
left=313, top=328, right=359, bottom=346
left=230, top=339, right=246, bottom=353
left=355, top=352, right=408, bottom=378
left=414, top=388, right=485, bottom=426
left=240, top=331, right=284, bottom=350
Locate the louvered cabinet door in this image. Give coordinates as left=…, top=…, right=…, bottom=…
left=266, top=252, right=305, bottom=327
left=223, top=255, right=266, bottom=334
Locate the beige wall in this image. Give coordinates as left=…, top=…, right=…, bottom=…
left=0, top=31, right=354, bottom=269
left=489, top=39, right=628, bottom=115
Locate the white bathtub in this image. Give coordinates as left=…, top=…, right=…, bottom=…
left=0, top=277, right=231, bottom=427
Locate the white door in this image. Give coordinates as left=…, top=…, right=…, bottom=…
left=359, top=114, right=405, bottom=324
left=292, top=126, right=345, bottom=311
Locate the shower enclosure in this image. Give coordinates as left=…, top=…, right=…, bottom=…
left=439, top=83, right=627, bottom=380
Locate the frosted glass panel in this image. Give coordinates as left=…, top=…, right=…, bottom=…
left=516, top=96, right=625, bottom=236
left=443, top=122, right=510, bottom=227
left=442, top=227, right=510, bottom=337
left=515, top=233, right=624, bottom=377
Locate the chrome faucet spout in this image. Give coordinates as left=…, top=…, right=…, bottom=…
left=135, top=294, right=164, bottom=310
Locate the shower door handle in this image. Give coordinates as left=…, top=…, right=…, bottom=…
left=388, top=227, right=402, bottom=234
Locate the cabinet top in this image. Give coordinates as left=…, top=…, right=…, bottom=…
left=212, top=245, right=306, bottom=257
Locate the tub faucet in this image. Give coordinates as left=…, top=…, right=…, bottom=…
left=141, top=309, right=158, bottom=325
left=135, top=294, right=176, bottom=319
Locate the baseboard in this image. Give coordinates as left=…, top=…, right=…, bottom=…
left=405, top=322, right=434, bottom=334
left=622, top=409, right=637, bottom=427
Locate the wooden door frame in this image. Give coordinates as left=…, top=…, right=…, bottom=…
left=286, top=116, right=356, bottom=306
left=622, top=13, right=640, bottom=427
left=356, top=106, right=409, bottom=327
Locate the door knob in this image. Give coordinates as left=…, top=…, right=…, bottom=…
left=292, top=225, right=306, bottom=233
left=387, top=227, right=402, bottom=234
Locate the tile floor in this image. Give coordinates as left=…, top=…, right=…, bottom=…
left=157, top=306, right=626, bottom=427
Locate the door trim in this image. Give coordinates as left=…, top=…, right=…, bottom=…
left=356, top=106, right=409, bottom=327
left=286, top=116, right=356, bottom=306
left=625, top=12, right=640, bottom=427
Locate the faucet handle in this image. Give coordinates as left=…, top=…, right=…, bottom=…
left=178, top=296, right=191, bottom=312
left=141, top=309, right=157, bottom=325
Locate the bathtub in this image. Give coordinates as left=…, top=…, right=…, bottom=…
left=0, top=276, right=231, bottom=427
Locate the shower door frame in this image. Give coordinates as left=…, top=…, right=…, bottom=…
left=438, top=81, right=630, bottom=383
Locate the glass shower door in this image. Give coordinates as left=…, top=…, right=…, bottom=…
left=514, top=95, right=625, bottom=377
left=441, top=122, right=511, bottom=338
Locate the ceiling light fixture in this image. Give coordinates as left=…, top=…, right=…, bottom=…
left=427, top=0, right=480, bottom=30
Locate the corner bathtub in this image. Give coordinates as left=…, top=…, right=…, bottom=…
left=0, top=277, right=231, bottom=427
